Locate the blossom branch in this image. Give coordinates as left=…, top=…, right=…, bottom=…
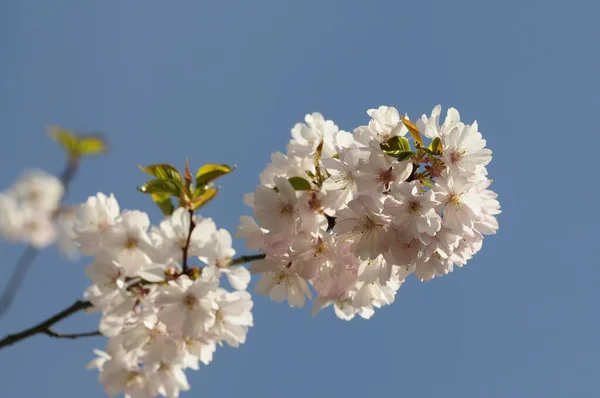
left=0, top=159, right=80, bottom=322
left=0, top=252, right=264, bottom=351
left=44, top=329, right=101, bottom=339
left=0, top=299, right=93, bottom=350
left=181, top=209, right=196, bottom=274
left=229, top=253, right=266, bottom=266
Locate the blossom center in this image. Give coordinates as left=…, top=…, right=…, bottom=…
left=448, top=192, right=462, bottom=206
left=312, top=237, right=328, bottom=257
left=215, top=309, right=224, bottom=324
left=407, top=199, right=422, bottom=214
left=98, top=219, right=109, bottom=232
left=183, top=294, right=196, bottom=310
left=359, top=217, right=378, bottom=234
left=378, top=168, right=394, bottom=185
left=274, top=272, right=291, bottom=286
left=24, top=221, right=38, bottom=232
left=425, top=161, right=445, bottom=178
left=125, top=237, right=138, bottom=249
left=449, top=149, right=466, bottom=165
left=27, top=189, right=40, bottom=203
left=308, top=192, right=321, bottom=211
left=278, top=203, right=294, bottom=217
left=215, top=257, right=230, bottom=268
left=126, top=372, right=144, bottom=388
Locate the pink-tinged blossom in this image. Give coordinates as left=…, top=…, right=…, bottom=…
left=74, top=192, right=121, bottom=255
left=416, top=104, right=461, bottom=139
left=440, top=122, right=492, bottom=176
left=321, top=148, right=366, bottom=208
left=333, top=195, right=388, bottom=260
left=155, top=275, right=219, bottom=338
left=253, top=177, right=299, bottom=234
left=235, top=215, right=265, bottom=251
left=250, top=256, right=313, bottom=308
left=433, top=174, right=484, bottom=236
left=103, top=210, right=156, bottom=278
left=209, top=289, right=254, bottom=347
left=355, top=106, right=408, bottom=149
left=150, top=207, right=216, bottom=264
left=7, top=169, right=64, bottom=213
left=355, top=152, right=412, bottom=194
left=199, top=229, right=251, bottom=291
left=287, top=112, right=339, bottom=158
left=384, top=180, right=442, bottom=238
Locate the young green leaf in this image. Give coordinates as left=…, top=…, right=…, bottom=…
left=402, top=116, right=423, bottom=148
left=151, top=192, right=175, bottom=215
left=429, top=137, right=443, bottom=155
left=383, top=149, right=415, bottom=162
left=76, top=135, right=108, bottom=156
left=138, top=164, right=182, bottom=183
left=195, top=164, right=234, bottom=188
left=137, top=179, right=181, bottom=195
left=48, top=126, right=79, bottom=157
left=380, top=136, right=411, bottom=152
left=191, top=187, right=218, bottom=210
left=288, top=176, right=312, bottom=190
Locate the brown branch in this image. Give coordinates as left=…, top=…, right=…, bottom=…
left=0, top=300, right=92, bottom=350
left=181, top=208, right=196, bottom=274
left=0, top=252, right=264, bottom=351
left=229, top=253, right=266, bottom=266
left=44, top=329, right=101, bottom=339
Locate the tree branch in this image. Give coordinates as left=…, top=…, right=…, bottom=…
left=181, top=208, right=196, bottom=274
left=0, top=252, right=265, bottom=351
left=0, top=159, right=80, bottom=322
left=0, top=300, right=92, bottom=350
left=44, top=329, right=101, bottom=339
left=229, top=253, right=266, bottom=266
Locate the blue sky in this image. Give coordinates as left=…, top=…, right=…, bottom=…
left=1, top=1, right=599, bottom=397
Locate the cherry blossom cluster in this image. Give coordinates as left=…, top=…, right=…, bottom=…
left=75, top=193, right=253, bottom=397
left=237, top=105, right=500, bottom=320
left=0, top=169, right=77, bottom=255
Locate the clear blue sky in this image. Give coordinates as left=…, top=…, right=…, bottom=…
left=1, top=1, right=598, bottom=397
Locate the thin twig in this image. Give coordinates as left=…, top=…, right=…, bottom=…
left=44, top=329, right=101, bottom=339
left=0, top=300, right=92, bottom=350
left=229, top=253, right=266, bottom=266
left=0, top=159, right=80, bottom=322
left=0, top=253, right=265, bottom=351
left=181, top=208, right=196, bottom=274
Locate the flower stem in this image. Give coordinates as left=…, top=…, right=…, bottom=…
left=181, top=208, right=196, bottom=274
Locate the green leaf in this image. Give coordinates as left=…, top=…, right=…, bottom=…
left=402, top=116, right=423, bottom=148
left=76, top=135, right=108, bottom=156
left=380, top=136, right=411, bottom=152
left=138, top=164, right=182, bottom=183
left=151, top=192, right=175, bottom=216
left=49, top=126, right=109, bottom=159
left=138, top=179, right=181, bottom=195
left=191, top=187, right=218, bottom=210
left=288, top=176, right=312, bottom=190
left=49, top=126, right=79, bottom=156
left=421, top=178, right=435, bottom=189
left=195, top=164, right=234, bottom=188
left=383, top=149, right=415, bottom=161
left=428, top=137, right=443, bottom=155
